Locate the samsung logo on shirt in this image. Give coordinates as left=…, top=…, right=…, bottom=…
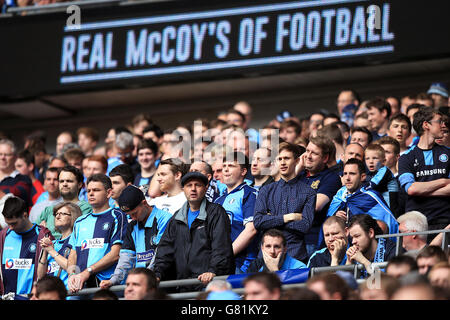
left=415, top=168, right=446, bottom=177
left=5, top=258, right=32, bottom=270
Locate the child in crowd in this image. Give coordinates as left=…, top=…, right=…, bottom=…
left=364, top=144, right=400, bottom=217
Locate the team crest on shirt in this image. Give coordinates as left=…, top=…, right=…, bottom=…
left=439, top=154, right=448, bottom=163
left=102, top=222, right=110, bottom=231
left=310, top=180, right=320, bottom=190
left=28, top=243, right=37, bottom=253
left=414, top=159, right=419, bottom=167
left=228, top=198, right=235, bottom=204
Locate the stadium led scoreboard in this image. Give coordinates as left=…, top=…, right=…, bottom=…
left=1, top=0, right=449, bottom=99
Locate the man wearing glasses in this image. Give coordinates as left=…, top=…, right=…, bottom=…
left=398, top=106, right=450, bottom=240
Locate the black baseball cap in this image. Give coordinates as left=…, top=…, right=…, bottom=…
left=118, top=185, right=145, bottom=212
left=181, top=172, right=208, bottom=187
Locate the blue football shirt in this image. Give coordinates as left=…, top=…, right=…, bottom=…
left=1, top=224, right=40, bottom=294
left=69, top=207, right=128, bottom=281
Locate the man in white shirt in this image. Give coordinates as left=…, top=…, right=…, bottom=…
left=149, top=158, right=187, bottom=214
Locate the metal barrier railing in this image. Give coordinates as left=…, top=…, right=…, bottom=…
left=66, top=228, right=449, bottom=299
left=375, top=228, right=450, bottom=256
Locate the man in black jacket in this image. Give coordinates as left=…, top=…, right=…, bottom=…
left=152, top=172, right=234, bottom=291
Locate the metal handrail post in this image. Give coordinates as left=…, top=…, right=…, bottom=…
left=442, top=231, right=449, bottom=253
left=395, top=235, right=403, bottom=256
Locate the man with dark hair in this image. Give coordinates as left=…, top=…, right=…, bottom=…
left=142, top=124, right=164, bottom=146
left=77, top=127, right=99, bottom=157
left=26, top=138, right=50, bottom=185
left=34, top=275, right=67, bottom=300
left=367, top=97, right=391, bottom=141
left=153, top=172, right=235, bottom=290
left=0, top=196, right=54, bottom=295
left=308, top=112, right=325, bottom=137
left=250, top=147, right=274, bottom=191
left=226, top=109, right=246, bottom=129
left=376, top=136, right=401, bottom=177
left=109, top=164, right=134, bottom=208
left=337, top=89, right=360, bottom=127
left=350, top=126, right=373, bottom=149
left=345, top=214, right=399, bottom=276
left=91, top=288, right=118, bottom=300
left=124, top=267, right=158, bottom=300
left=323, top=113, right=340, bottom=126
left=29, top=167, right=62, bottom=224
left=398, top=106, right=450, bottom=236
left=214, top=152, right=259, bottom=273
left=386, top=255, right=418, bottom=279
left=149, top=158, right=187, bottom=214
left=67, top=174, right=128, bottom=293
left=387, top=96, right=401, bottom=116
left=134, top=139, right=158, bottom=194
left=243, top=272, right=282, bottom=300
left=387, top=113, right=412, bottom=155
left=247, top=229, right=306, bottom=273
left=15, top=149, right=44, bottom=205
left=99, top=185, right=171, bottom=290
left=326, top=158, right=398, bottom=236
left=131, top=113, right=153, bottom=136
left=254, top=142, right=315, bottom=263
left=63, top=148, right=85, bottom=172
left=279, top=119, right=302, bottom=144
left=416, top=245, right=448, bottom=276
left=307, top=272, right=350, bottom=300
left=37, top=166, right=91, bottom=239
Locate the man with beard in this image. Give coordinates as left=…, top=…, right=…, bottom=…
left=345, top=214, right=399, bottom=276
left=37, top=166, right=91, bottom=239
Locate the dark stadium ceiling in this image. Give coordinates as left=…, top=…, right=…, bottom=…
left=0, top=57, right=449, bottom=131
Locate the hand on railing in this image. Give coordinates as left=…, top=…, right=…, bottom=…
left=197, top=272, right=215, bottom=285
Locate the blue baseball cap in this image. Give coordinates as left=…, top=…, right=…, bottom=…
left=427, top=82, right=449, bottom=98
